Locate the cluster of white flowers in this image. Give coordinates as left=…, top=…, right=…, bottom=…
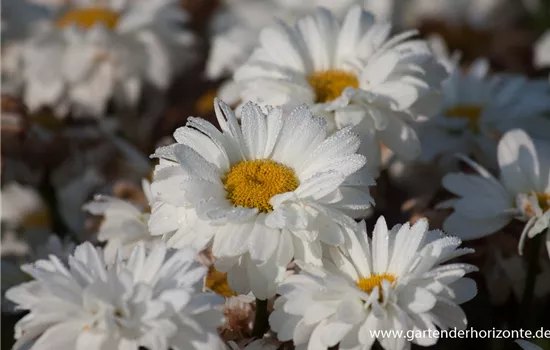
left=2, top=0, right=196, bottom=118
left=221, top=5, right=447, bottom=177
left=3, top=0, right=550, bottom=349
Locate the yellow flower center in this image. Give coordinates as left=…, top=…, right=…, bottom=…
left=308, top=70, right=359, bottom=103
left=56, top=7, right=120, bottom=30
left=524, top=192, right=550, bottom=216
left=445, top=105, right=484, bottom=133
left=357, top=273, right=396, bottom=296
left=205, top=266, right=237, bottom=298
left=223, top=159, right=299, bottom=213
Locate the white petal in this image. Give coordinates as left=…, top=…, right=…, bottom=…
left=498, top=129, right=541, bottom=193
left=372, top=216, right=389, bottom=273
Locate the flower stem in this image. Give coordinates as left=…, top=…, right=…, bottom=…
left=252, top=298, right=269, bottom=338
left=521, top=233, right=542, bottom=329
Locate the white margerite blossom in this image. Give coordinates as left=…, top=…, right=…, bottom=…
left=148, top=99, right=374, bottom=299
left=516, top=340, right=544, bottom=350
left=6, top=242, right=225, bottom=350
left=269, top=216, right=478, bottom=350
left=2, top=234, right=75, bottom=312
left=416, top=52, right=550, bottom=168
left=206, top=0, right=363, bottom=80
left=84, top=179, right=159, bottom=262
left=440, top=129, right=550, bottom=255
left=224, top=5, right=447, bottom=176
left=10, top=0, right=196, bottom=118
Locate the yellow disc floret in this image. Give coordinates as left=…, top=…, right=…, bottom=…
left=357, top=273, right=397, bottom=296
left=535, top=193, right=550, bottom=212
left=57, top=7, right=120, bottom=30
left=223, top=159, right=299, bottom=213
left=205, top=266, right=237, bottom=298
left=308, top=69, right=359, bottom=103
left=524, top=192, right=550, bottom=216
left=445, top=105, right=484, bottom=133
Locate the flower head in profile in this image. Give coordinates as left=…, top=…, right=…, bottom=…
left=148, top=99, right=374, bottom=299
left=10, top=0, right=196, bottom=118
left=269, top=216, right=478, bottom=350
left=440, top=129, right=550, bottom=255
left=223, top=5, right=447, bottom=176
left=84, top=179, right=158, bottom=262
left=7, top=242, right=225, bottom=350
left=416, top=51, right=550, bottom=167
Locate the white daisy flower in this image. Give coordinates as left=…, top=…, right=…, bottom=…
left=416, top=54, right=550, bottom=167
left=206, top=0, right=362, bottom=80
left=7, top=242, right=225, bottom=350
left=269, top=216, right=478, bottom=350
left=440, top=129, right=550, bottom=255
left=223, top=5, right=446, bottom=176
left=84, top=179, right=158, bottom=262
left=148, top=99, right=374, bottom=299
left=12, top=0, right=196, bottom=118
left=516, top=340, right=543, bottom=350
